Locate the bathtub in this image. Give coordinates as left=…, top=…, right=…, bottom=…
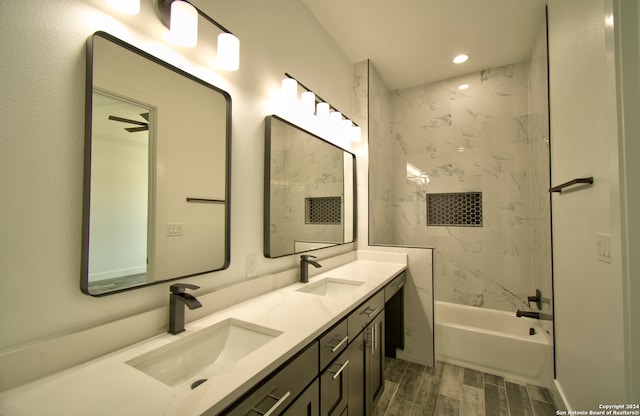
left=435, top=301, right=554, bottom=387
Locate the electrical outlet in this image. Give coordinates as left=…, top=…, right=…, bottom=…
left=246, top=254, right=257, bottom=277
left=596, top=233, right=611, bottom=264
left=167, top=223, right=183, bottom=236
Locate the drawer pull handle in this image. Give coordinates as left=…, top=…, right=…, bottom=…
left=373, top=322, right=377, bottom=351
left=327, top=335, right=349, bottom=352
left=393, top=282, right=405, bottom=289
left=327, top=360, right=350, bottom=379
left=362, top=306, right=380, bottom=317
left=370, top=324, right=375, bottom=354
left=252, top=391, right=291, bottom=416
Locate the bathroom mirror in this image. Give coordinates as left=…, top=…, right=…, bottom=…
left=264, top=115, right=356, bottom=258
left=81, top=32, right=231, bottom=296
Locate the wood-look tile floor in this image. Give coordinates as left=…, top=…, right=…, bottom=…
left=373, top=358, right=557, bottom=416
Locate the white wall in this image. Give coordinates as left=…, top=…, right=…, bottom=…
left=547, top=0, right=630, bottom=407
left=0, top=0, right=355, bottom=388
left=612, top=0, right=640, bottom=402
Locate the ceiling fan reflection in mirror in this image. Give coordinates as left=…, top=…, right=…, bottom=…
left=108, top=113, right=149, bottom=133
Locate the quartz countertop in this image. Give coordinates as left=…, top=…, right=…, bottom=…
left=0, top=253, right=406, bottom=416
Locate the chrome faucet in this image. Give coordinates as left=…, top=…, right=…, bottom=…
left=169, top=283, right=202, bottom=334
left=300, top=255, right=322, bottom=283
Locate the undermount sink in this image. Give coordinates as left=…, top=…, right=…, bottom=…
left=126, top=318, right=282, bottom=387
left=297, top=278, right=364, bottom=297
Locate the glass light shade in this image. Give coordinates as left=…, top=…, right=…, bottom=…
left=281, top=78, right=298, bottom=103
left=341, top=119, right=352, bottom=136
left=217, top=33, right=239, bottom=71
left=339, top=119, right=351, bottom=143
left=107, top=0, right=140, bottom=14
left=316, top=102, right=330, bottom=121
left=170, top=1, right=198, bottom=48
left=301, top=92, right=316, bottom=115
left=329, top=111, right=342, bottom=125
left=351, top=125, right=362, bottom=142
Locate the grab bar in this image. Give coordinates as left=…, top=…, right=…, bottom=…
left=549, top=177, right=593, bottom=193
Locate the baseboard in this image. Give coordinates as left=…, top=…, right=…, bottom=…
left=552, top=379, right=570, bottom=411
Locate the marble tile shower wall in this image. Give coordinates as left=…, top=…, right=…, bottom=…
left=269, top=121, right=344, bottom=255
left=388, top=62, right=534, bottom=311
left=367, top=62, right=395, bottom=244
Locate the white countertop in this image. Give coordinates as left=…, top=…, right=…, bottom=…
left=0, top=255, right=406, bottom=416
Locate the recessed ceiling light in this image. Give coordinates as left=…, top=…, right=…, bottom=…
left=453, top=54, right=469, bottom=64
left=458, top=84, right=470, bottom=90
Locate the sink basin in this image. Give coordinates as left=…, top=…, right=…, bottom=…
left=126, top=318, right=282, bottom=386
left=297, top=278, right=364, bottom=297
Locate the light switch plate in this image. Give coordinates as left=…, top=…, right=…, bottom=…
left=167, top=223, right=183, bottom=236
left=596, top=233, right=611, bottom=263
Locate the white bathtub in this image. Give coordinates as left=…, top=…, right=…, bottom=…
left=435, top=301, right=554, bottom=387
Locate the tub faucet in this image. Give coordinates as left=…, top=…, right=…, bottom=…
left=516, top=310, right=553, bottom=321
left=300, top=255, right=322, bottom=283
left=169, top=283, right=202, bottom=334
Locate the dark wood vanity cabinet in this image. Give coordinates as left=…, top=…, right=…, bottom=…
left=216, top=272, right=405, bottom=416
left=282, top=379, right=320, bottom=416
left=320, top=349, right=349, bottom=416
left=384, top=272, right=406, bottom=357
left=347, top=310, right=385, bottom=416
left=346, top=290, right=386, bottom=416
left=216, top=342, right=319, bottom=416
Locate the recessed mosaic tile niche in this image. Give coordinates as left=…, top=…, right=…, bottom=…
left=427, top=192, right=483, bottom=227
left=305, top=196, right=342, bottom=224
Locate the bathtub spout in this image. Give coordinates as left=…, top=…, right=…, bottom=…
left=516, top=310, right=553, bottom=320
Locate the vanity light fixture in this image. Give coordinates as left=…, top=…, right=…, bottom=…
left=107, top=0, right=140, bottom=15
left=458, top=83, right=470, bottom=90
left=170, top=0, right=198, bottom=47
left=217, top=32, right=240, bottom=71
left=316, top=102, right=330, bottom=121
left=453, top=54, right=469, bottom=64
left=281, top=77, right=299, bottom=108
left=282, top=73, right=361, bottom=143
left=154, top=0, right=240, bottom=70
left=301, top=91, right=316, bottom=115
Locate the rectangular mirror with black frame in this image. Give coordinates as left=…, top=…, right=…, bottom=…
left=264, top=115, right=356, bottom=258
left=81, top=32, right=231, bottom=296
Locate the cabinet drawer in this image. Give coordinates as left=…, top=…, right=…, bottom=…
left=218, top=342, right=319, bottom=415
left=281, top=378, right=319, bottom=416
left=319, top=319, right=349, bottom=371
left=384, top=272, right=406, bottom=302
left=348, top=291, right=384, bottom=340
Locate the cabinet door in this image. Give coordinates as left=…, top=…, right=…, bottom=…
left=347, top=331, right=365, bottom=416
left=321, top=349, right=349, bottom=416
left=366, top=311, right=385, bottom=415
left=282, top=379, right=319, bottom=416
